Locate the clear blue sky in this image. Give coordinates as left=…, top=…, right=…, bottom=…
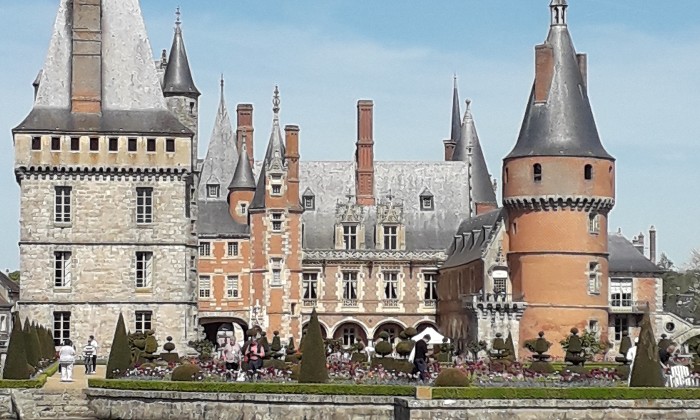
left=1, top=0, right=699, bottom=271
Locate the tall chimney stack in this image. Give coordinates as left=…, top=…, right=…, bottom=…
left=285, top=125, right=301, bottom=210
left=237, top=104, right=254, bottom=168
left=443, top=139, right=456, bottom=161
left=71, top=0, right=102, bottom=113
left=649, top=225, right=657, bottom=264
left=355, top=100, right=375, bottom=206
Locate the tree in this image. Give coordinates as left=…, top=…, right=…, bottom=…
left=688, top=249, right=700, bottom=272
left=6, top=270, right=19, bottom=283
left=657, top=253, right=674, bottom=271
left=629, top=309, right=665, bottom=387
left=298, top=309, right=328, bottom=383
left=3, top=313, right=30, bottom=379
left=106, top=313, right=131, bottom=379
left=662, top=268, right=700, bottom=323
left=23, top=318, right=41, bottom=368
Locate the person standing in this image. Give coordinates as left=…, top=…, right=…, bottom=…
left=626, top=337, right=638, bottom=386
left=245, top=340, right=265, bottom=380
left=223, top=337, right=242, bottom=372
left=59, top=339, right=76, bottom=382
left=89, top=335, right=98, bottom=374
left=82, top=339, right=96, bottom=374
left=413, top=334, right=432, bottom=383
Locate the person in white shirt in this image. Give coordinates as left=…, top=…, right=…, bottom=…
left=89, top=335, right=98, bottom=374
left=82, top=339, right=96, bottom=374
left=626, top=337, right=639, bottom=386
left=59, top=339, right=77, bottom=382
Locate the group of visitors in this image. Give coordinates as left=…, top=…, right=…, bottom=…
left=57, top=335, right=98, bottom=382
left=217, top=336, right=265, bottom=381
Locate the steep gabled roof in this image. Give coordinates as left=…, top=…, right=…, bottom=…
left=250, top=86, right=286, bottom=210
left=608, top=233, right=664, bottom=275
left=442, top=208, right=504, bottom=269
left=505, top=1, right=613, bottom=160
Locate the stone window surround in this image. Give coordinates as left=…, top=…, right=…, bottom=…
left=422, top=271, right=438, bottom=303
left=270, top=174, right=283, bottom=196
left=588, top=212, right=600, bottom=234
left=610, top=277, right=633, bottom=307
left=198, top=275, right=212, bottom=299
left=226, top=275, right=240, bottom=299
left=587, top=261, right=601, bottom=295
left=135, top=187, right=154, bottom=225
left=340, top=270, right=359, bottom=304
left=198, top=241, right=212, bottom=258
left=302, top=272, right=319, bottom=301
left=206, top=184, right=220, bottom=199
left=53, top=311, right=71, bottom=346
left=269, top=257, right=283, bottom=287
left=613, top=315, right=629, bottom=341
left=54, top=250, right=72, bottom=289
left=227, top=241, right=239, bottom=258
left=270, top=212, right=284, bottom=232
left=135, top=311, right=152, bottom=333
left=54, top=185, right=72, bottom=225
left=135, top=251, right=153, bottom=289
left=382, top=271, right=399, bottom=301
left=303, top=195, right=315, bottom=211
left=342, top=224, right=358, bottom=250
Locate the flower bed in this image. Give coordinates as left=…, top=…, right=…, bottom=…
left=0, top=362, right=59, bottom=389
left=431, top=386, right=700, bottom=399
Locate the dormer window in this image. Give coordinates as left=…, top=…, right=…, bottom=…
left=302, top=188, right=316, bottom=211
left=240, top=203, right=248, bottom=214
left=383, top=225, right=398, bottom=250
left=343, top=224, right=358, bottom=250
left=419, top=188, right=434, bottom=211
left=206, top=184, right=220, bottom=199
left=533, top=163, right=542, bottom=182
left=271, top=175, right=282, bottom=196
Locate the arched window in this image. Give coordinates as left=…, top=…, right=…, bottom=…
left=584, top=164, right=593, bottom=180
left=504, top=167, right=509, bottom=183
left=533, top=164, right=542, bottom=182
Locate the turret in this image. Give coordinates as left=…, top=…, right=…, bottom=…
left=162, top=8, right=200, bottom=162
left=502, top=0, right=615, bottom=359
left=228, top=142, right=256, bottom=224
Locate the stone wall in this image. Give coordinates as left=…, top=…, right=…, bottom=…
left=1, top=389, right=93, bottom=419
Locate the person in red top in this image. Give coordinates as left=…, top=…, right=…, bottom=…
left=245, top=340, right=265, bottom=379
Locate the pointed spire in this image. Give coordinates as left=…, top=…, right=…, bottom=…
left=229, top=142, right=257, bottom=191
left=162, top=7, right=200, bottom=98
left=505, top=1, right=612, bottom=160
left=198, top=77, right=237, bottom=200
left=450, top=75, right=461, bottom=144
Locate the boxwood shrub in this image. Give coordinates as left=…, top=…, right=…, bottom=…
left=0, top=362, right=60, bottom=389
left=88, top=379, right=416, bottom=396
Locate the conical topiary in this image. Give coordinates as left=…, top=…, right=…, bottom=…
left=3, top=313, right=31, bottom=379
left=23, top=318, right=41, bottom=368
left=298, top=309, right=329, bottom=383
left=505, top=332, right=516, bottom=361
left=630, top=309, right=665, bottom=387
left=45, top=328, right=56, bottom=360
left=106, top=313, right=131, bottom=379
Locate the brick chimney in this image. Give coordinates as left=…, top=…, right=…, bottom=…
left=71, top=0, right=102, bottom=113
left=443, top=139, right=456, bottom=161
left=649, top=225, right=657, bottom=264
left=534, top=44, right=554, bottom=103
left=356, top=100, right=375, bottom=206
left=236, top=104, right=254, bottom=168
left=285, top=125, right=301, bottom=210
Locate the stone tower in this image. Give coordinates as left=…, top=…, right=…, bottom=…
left=502, top=0, right=615, bottom=355
left=248, top=87, right=304, bottom=338
left=12, top=0, right=199, bottom=353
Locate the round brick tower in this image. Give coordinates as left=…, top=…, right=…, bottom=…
left=503, top=0, right=615, bottom=358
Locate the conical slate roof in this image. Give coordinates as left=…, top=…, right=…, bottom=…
left=450, top=76, right=461, bottom=144
left=162, top=13, right=200, bottom=98
left=198, top=78, right=238, bottom=200
left=15, top=0, right=188, bottom=135
left=250, top=87, right=286, bottom=210
left=452, top=101, right=497, bottom=208
left=229, top=144, right=256, bottom=190
left=505, top=1, right=613, bottom=161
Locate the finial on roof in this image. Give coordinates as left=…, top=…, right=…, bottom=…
left=465, top=99, right=472, bottom=111
left=175, top=6, right=182, bottom=27
left=272, top=85, right=280, bottom=115
left=550, top=0, right=567, bottom=26
left=453, top=73, right=458, bottom=88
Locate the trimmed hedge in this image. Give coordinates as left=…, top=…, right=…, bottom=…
left=431, top=387, right=700, bottom=400
left=88, top=379, right=416, bottom=396
left=0, top=362, right=60, bottom=389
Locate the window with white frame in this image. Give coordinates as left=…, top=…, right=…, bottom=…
left=420, top=196, right=434, bottom=211
left=303, top=272, right=318, bottom=301
left=271, top=175, right=282, bottom=195
left=53, top=312, right=70, bottom=346
left=54, top=251, right=72, bottom=288
left=271, top=258, right=282, bottom=286
left=54, top=186, right=72, bottom=223
left=227, top=242, right=239, bottom=257
left=588, top=212, right=600, bottom=234
left=424, top=273, right=437, bottom=301
left=342, top=271, right=358, bottom=300
left=613, top=316, right=628, bottom=341
left=493, top=277, right=507, bottom=295
left=271, top=213, right=283, bottom=232
left=199, top=242, right=211, bottom=257
left=136, top=187, right=153, bottom=224
left=240, top=203, right=247, bottom=214
left=135, top=252, right=153, bottom=288
left=226, top=275, right=239, bottom=298
left=206, top=184, right=220, bottom=198
left=342, top=327, right=356, bottom=347
left=610, top=278, right=632, bottom=307
left=135, top=311, right=152, bottom=333
left=383, top=226, right=398, bottom=250
left=587, top=262, right=600, bottom=294
left=199, top=276, right=211, bottom=298
left=0, top=315, right=6, bottom=333
left=303, top=195, right=315, bottom=210
left=383, top=272, right=398, bottom=300
left=343, top=224, right=358, bottom=250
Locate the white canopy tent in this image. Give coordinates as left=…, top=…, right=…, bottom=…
left=411, top=327, right=448, bottom=345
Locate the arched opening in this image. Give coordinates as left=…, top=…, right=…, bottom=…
left=415, top=321, right=438, bottom=334
left=199, top=317, right=249, bottom=346
left=373, top=322, right=404, bottom=344
left=333, top=321, right=368, bottom=348
left=302, top=321, right=328, bottom=340
left=584, top=164, right=593, bottom=180
left=533, top=163, right=542, bottom=182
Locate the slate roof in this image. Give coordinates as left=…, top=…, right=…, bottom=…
left=162, top=21, right=200, bottom=98
left=449, top=78, right=461, bottom=145
left=250, top=87, right=286, bottom=210
left=15, top=0, right=190, bottom=135
left=441, top=208, right=504, bottom=269
left=608, top=233, right=664, bottom=275
left=197, top=201, right=248, bottom=237
left=199, top=81, right=238, bottom=200
left=505, top=3, right=613, bottom=160
left=228, top=144, right=256, bottom=190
